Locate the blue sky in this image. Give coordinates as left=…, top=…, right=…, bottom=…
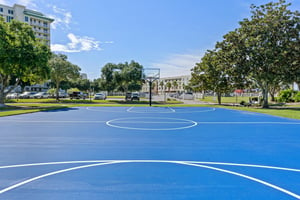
left=1, top=0, right=300, bottom=79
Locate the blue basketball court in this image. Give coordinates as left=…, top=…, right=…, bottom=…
left=0, top=106, right=300, bottom=199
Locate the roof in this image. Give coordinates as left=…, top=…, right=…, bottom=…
left=24, top=10, right=54, bottom=22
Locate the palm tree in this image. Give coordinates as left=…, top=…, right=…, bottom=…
left=166, top=81, right=172, bottom=93
left=172, top=80, right=178, bottom=92
left=159, top=81, right=164, bottom=94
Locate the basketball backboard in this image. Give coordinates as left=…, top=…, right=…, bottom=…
left=142, top=68, right=160, bottom=82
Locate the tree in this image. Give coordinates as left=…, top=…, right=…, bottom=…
left=100, top=61, right=143, bottom=94
left=189, top=69, right=208, bottom=99
left=166, top=81, right=172, bottom=93
left=115, top=61, right=143, bottom=93
left=220, top=0, right=300, bottom=108
left=91, top=78, right=102, bottom=92
left=99, top=63, right=118, bottom=94
left=48, top=54, right=81, bottom=100
left=159, top=81, right=165, bottom=92
left=192, top=50, right=233, bottom=104
left=0, top=19, right=52, bottom=106
left=70, top=78, right=91, bottom=92
left=172, top=80, right=178, bottom=91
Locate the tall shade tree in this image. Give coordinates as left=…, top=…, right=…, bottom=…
left=220, top=0, right=300, bottom=108
left=0, top=19, right=52, bottom=106
left=48, top=54, right=81, bottom=100
left=99, top=63, right=119, bottom=94
left=189, top=68, right=209, bottom=99
left=192, top=50, right=232, bottom=104
left=100, top=61, right=143, bottom=94
left=116, top=61, right=143, bottom=93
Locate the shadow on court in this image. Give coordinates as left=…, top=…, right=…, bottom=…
left=41, top=107, right=79, bottom=113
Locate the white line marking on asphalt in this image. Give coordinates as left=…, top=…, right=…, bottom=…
left=106, top=117, right=198, bottom=130
left=1, top=160, right=300, bottom=198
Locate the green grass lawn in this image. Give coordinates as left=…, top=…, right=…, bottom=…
left=199, top=96, right=251, bottom=104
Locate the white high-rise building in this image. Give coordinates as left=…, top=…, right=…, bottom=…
left=0, top=4, right=54, bottom=46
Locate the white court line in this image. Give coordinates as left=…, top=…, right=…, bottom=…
left=1, top=160, right=300, bottom=172
left=0, top=120, right=299, bottom=125
left=198, top=122, right=300, bottom=125
left=126, top=106, right=175, bottom=113
left=168, top=107, right=176, bottom=112
left=86, top=107, right=128, bottom=113
left=182, top=162, right=300, bottom=199
left=126, top=107, right=216, bottom=114
left=109, top=121, right=193, bottom=124
left=126, top=107, right=134, bottom=112
left=106, top=117, right=198, bottom=130
left=0, top=161, right=117, bottom=195
left=0, top=120, right=107, bottom=123
left=174, top=107, right=216, bottom=113
left=1, top=160, right=300, bottom=199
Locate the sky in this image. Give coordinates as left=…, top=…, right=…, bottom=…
left=1, top=0, right=300, bottom=79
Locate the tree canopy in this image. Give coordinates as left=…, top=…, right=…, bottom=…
left=48, top=53, right=81, bottom=100
left=190, top=0, right=300, bottom=107
left=0, top=19, right=52, bottom=105
left=99, top=61, right=143, bottom=94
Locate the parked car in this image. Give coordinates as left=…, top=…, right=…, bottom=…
left=33, top=92, right=50, bottom=99
left=6, top=93, right=19, bottom=99
left=179, top=92, right=194, bottom=100
left=69, top=91, right=86, bottom=100
left=59, top=92, right=68, bottom=98
left=19, top=91, right=37, bottom=99
left=94, top=93, right=106, bottom=100
left=125, top=92, right=140, bottom=101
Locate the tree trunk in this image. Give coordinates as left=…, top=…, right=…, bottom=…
left=270, top=93, right=275, bottom=102
left=56, top=82, right=60, bottom=101
left=0, top=91, right=5, bottom=106
left=269, top=86, right=277, bottom=102
left=217, top=92, right=222, bottom=105
left=262, top=86, right=269, bottom=108
left=0, top=80, right=5, bottom=106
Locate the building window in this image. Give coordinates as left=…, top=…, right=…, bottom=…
left=0, top=7, right=3, bottom=12
left=8, top=9, right=13, bottom=15
left=6, top=16, right=13, bottom=22
left=25, top=16, right=28, bottom=22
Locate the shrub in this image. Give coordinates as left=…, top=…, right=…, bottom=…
left=294, top=92, right=300, bottom=102
left=240, top=100, right=246, bottom=106
left=67, top=88, right=80, bottom=94
left=277, top=89, right=297, bottom=103
left=47, top=88, right=56, bottom=95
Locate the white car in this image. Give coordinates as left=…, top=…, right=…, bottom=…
left=179, top=92, right=194, bottom=100
left=6, top=93, right=19, bottom=99
left=33, top=92, right=50, bottom=99
left=94, top=93, right=106, bottom=100
left=19, top=91, right=36, bottom=99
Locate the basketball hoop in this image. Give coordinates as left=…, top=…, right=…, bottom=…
left=142, top=68, right=160, bottom=106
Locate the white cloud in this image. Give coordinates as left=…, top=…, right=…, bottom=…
left=48, top=5, right=72, bottom=30
left=51, top=33, right=107, bottom=53
left=0, top=0, right=8, bottom=5
left=17, top=0, right=36, bottom=8
left=152, top=52, right=204, bottom=78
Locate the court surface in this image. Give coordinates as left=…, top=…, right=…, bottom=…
left=0, top=106, right=300, bottom=199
